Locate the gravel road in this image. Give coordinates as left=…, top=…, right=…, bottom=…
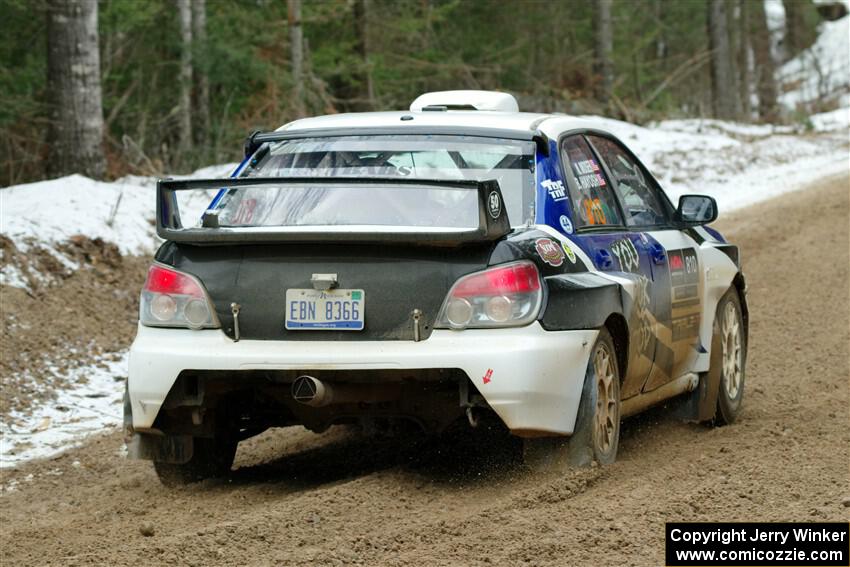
left=1, top=174, right=848, bottom=566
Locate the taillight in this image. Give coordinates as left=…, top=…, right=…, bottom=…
left=435, top=261, right=543, bottom=329
left=139, top=264, right=219, bottom=329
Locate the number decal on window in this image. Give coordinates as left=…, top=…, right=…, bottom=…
left=582, top=197, right=608, bottom=225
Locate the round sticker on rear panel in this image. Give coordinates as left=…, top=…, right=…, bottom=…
left=487, top=191, right=502, bottom=219
left=535, top=238, right=565, bottom=267
left=559, top=214, right=574, bottom=234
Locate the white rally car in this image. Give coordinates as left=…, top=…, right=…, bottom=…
left=125, top=91, right=748, bottom=484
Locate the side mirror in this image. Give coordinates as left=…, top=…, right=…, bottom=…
left=675, top=194, right=717, bottom=226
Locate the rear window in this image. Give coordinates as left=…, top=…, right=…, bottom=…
left=220, top=135, right=536, bottom=228
left=215, top=182, right=480, bottom=229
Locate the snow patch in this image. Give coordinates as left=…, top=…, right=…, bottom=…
left=779, top=14, right=850, bottom=111
left=810, top=106, right=850, bottom=131
left=0, top=352, right=129, bottom=469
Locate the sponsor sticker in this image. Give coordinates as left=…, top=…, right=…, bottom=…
left=562, top=242, right=577, bottom=264
left=559, top=214, right=574, bottom=234
left=611, top=238, right=640, bottom=273
left=487, top=190, right=502, bottom=219
left=582, top=197, right=608, bottom=225
left=541, top=179, right=568, bottom=202
left=535, top=238, right=565, bottom=267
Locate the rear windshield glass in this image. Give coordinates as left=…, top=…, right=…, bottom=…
left=215, top=135, right=536, bottom=228
left=215, top=182, right=480, bottom=229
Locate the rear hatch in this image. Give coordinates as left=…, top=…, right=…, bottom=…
left=157, top=241, right=494, bottom=341
left=154, top=133, right=537, bottom=341
left=156, top=176, right=512, bottom=341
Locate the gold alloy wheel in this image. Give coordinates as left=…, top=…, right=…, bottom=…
left=593, top=343, right=618, bottom=455
left=721, top=301, right=743, bottom=399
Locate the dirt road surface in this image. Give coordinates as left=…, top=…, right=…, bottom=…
left=1, top=175, right=848, bottom=566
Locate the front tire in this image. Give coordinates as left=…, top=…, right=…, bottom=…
left=714, top=289, right=746, bottom=425
left=523, top=328, right=621, bottom=470
left=153, top=436, right=237, bottom=486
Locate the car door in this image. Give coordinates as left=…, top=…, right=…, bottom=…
left=585, top=134, right=704, bottom=393
left=559, top=135, right=660, bottom=400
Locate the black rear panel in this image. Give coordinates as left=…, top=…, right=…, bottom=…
left=155, top=241, right=495, bottom=341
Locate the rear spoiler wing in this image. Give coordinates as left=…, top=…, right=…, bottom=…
left=156, top=177, right=512, bottom=246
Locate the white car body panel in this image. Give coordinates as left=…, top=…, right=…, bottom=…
left=128, top=323, right=598, bottom=436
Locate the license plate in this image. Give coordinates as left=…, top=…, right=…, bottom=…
left=285, top=288, right=365, bottom=330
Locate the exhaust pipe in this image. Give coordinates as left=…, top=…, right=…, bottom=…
left=291, top=375, right=400, bottom=407
left=291, top=375, right=334, bottom=407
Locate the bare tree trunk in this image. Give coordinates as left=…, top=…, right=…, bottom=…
left=752, top=0, right=780, bottom=121
left=737, top=0, right=752, bottom=118
left=46, top=0, right=106, bottom=179
left=593, top=0, right=614, bottom=106
left=783, top=0, right=804, bottom=58
left=654, top=0, right=667, bottom=61
left=177, top=0, right=193, bottom=160
left=707, top=0, right=741, bottom=120
left=288, top=0, right=306, bottom=118
left=353, top=0, right=375, bottom=111
left=192, top=0, right=209, bottom=152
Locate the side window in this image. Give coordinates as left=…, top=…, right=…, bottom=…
left=587, top=135, right=667, bottom=228
left=560, top=136, right=622, bottom=227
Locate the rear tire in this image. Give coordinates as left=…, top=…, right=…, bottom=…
left=523, top=328, right=621, bottom=471
left=153, top=436, right=237, bottom=486
left=714, top=289, right=746, bottom=425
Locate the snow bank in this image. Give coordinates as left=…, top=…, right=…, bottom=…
left=810, top=106, right=850, bottom=131
left=779, top=13, right=850, bottom=111
left=0, top=163, right=238, bottom=257
left=0, top=164, right=238, bottom=288
left=1, top=175, right=161, bottom=255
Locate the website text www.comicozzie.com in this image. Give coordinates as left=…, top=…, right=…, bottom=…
left=665, top=523, right=850, bottom=567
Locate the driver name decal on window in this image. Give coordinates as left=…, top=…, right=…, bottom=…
left=572, top=159, right=607, bottom=192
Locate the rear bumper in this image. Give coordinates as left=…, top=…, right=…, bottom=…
left=128, top=323, right=597, bottom=436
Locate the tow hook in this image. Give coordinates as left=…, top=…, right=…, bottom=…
left=412, top=309, right=423, bottom=342
left=231, top=302, right=241, bottom=342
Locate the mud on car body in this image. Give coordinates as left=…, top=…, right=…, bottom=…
left=125, top=90, right=748, bottom=484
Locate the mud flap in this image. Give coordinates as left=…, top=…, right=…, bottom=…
left=671, top=315, right=722, bottom=423
left=565, top=365, right=597, bottom=467
left=523, top=357, right=596, bottom=470
left=126, top=433, right=194, bottom=464
left=124, top=380, right=192, bottom=463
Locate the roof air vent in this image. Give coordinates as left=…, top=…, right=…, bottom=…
left=409, top=90, right=519, bottom=113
